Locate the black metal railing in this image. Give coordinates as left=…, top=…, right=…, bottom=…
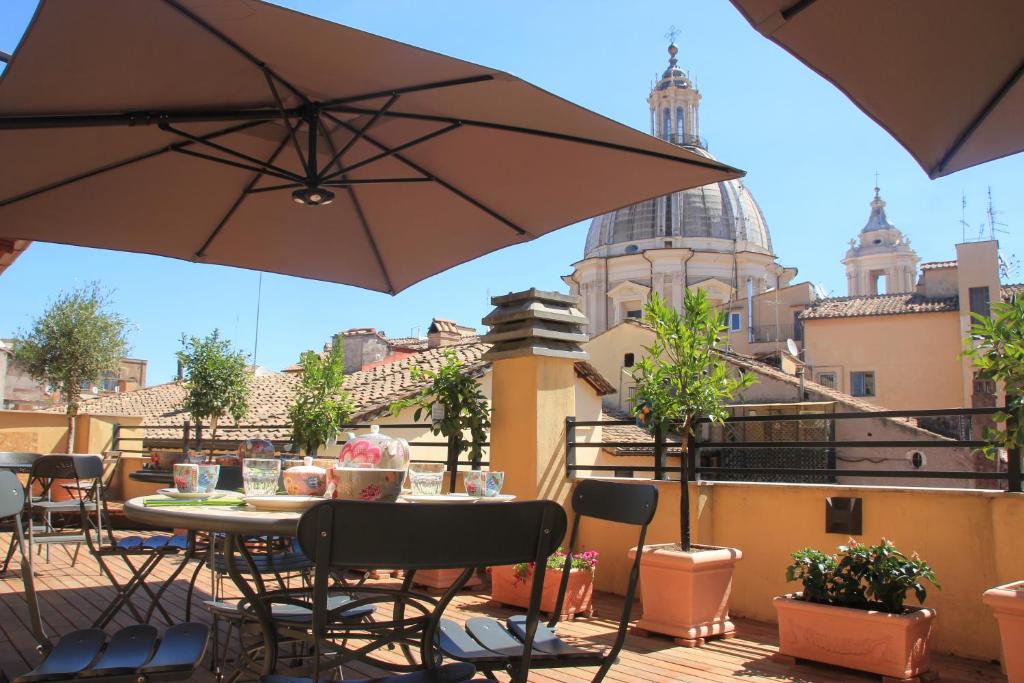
left=112, top=420, right=489, bottom=494
left=565, top=406, right=1021, bottom=492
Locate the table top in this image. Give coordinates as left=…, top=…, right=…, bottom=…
left=123, top=495, right=301, bottom=536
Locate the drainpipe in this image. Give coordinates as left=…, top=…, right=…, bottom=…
left=642, top=249, right=655, bottom=300
left=747, top=277, right=754, bottom=344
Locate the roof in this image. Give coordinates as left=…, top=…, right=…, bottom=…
left=800, top=293, right=958, bottom=320
left=428, top=319, right=477, bottom=336
left=67, top=340, right=615, bottom=443
left=0, top=238, right=30, bottom=278
left=600, top=406, right=683, bottom=455
left=920, top=260, right=957, bottom=270
left=1002, top=284, right=1024, bottom=301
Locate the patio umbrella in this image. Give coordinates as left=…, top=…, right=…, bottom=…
left=0, top=0, right=742, bottom=294
left=728, top=0, right=1024, bottom=178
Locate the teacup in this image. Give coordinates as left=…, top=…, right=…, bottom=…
left=196, top=464, right=220, bottom=493
left=173, top=463, right=199, bottom=493
left=464, top=470, right=505, bottom=498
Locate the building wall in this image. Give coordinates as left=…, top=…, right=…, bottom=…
left=574, top=478, right=1023, bottom=662
left=955, top=241, right=1002, bottom=407
left=802, top=311, right=963, bottom=410
left=726, top=282, right=814, bottom=356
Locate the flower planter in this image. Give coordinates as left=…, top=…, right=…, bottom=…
left=411, top=568, right=482, bottom=591
left=489, top=564, right=594, bottom=620
left=628, top=543, right=741, bottom=647
left=983, top=580, right=1024, bottom=682
left=773, top=593, right=936, bottom=681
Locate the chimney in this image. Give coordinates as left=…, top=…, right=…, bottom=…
left=176, top=359, right=184, bottom=381
left=427, top=319, right=468, bottom=348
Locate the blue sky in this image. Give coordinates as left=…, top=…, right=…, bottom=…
left=2, top=1, right=1022, bottom=383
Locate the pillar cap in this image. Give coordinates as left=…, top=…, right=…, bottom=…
left=482, top=288, right=590, bottom=361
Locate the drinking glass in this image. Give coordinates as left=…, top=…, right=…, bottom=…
left=243, top=458, right=281, bottom=497
left=408, top=462, right=445, bottom=496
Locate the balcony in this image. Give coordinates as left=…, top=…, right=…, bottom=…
left=750, top=323, right=802, bottom=344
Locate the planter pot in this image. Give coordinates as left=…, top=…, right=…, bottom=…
left=773, top=593, right=936, bottom=681
left=489, top=564, right=594, bottom=620
left=628, top=544, right=741, bottom=647
left=983, top=580, right=1024, bottom=682
left=411, top=568, right=482, bottom=591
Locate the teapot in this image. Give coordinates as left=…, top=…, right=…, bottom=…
left=339, top=425, right=410, bottom=471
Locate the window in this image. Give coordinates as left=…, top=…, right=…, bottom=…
left=661, top=108, right=672, bottom=140
left=729, top=312, right=742, bottom=332
left=675, top=107, right=685, bottom=140
left=793, top=310, right=804, bottom=341
left=817, top=372, right=836, bottom=389
left=623, top=353, right=635, bottom=368
left=969, top=286, right=991, bottom=319
left=625, top=309, right=642, bottom=319
left=100, top=371, right=119, bottom=393
left=850, top=371, right=876, bottom=397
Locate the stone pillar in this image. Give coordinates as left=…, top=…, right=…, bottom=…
left=482, top=289, right=589, bottom=507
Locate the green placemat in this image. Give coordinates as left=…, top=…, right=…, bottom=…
left=143, top=497, right=245, bottom=507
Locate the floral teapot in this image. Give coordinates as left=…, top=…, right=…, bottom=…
left=339, top=425, right=410, bottom=470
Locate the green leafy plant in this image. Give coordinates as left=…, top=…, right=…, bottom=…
left=630, top=290, right=756, bottom=550
left=12, top=283, right=130, bottom=452
left=513, top=548, right=599, bottom=584
left=389, top=349, right=491, bottom=465
left=176, top=329, right=249, bottom=449
left=786, top=539, right=939, bottom=614
left=962, top=295, right=1024, bottom=460
left=288, top=343, right=353, bottom=455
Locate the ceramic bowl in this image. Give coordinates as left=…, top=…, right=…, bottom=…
left=330, top=467, right=404, bottom=502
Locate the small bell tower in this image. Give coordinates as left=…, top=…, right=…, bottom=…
left=843, top=185, right=919, bottom=296
left=647, top=29, right=702, bottom=147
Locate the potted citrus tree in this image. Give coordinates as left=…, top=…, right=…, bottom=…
left=965, top=294, right=1024, bottom=680
left=627, top=290, right=755, bottom=646
left=490, top=548, right=598, bottom=620
left=775, top=539, right=939, bottom=680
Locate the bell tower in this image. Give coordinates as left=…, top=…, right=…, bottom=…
left=843, top=185, right=919, bottom=296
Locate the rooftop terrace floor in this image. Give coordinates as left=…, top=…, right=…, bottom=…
left=0, top=534, right=1006, bottom=682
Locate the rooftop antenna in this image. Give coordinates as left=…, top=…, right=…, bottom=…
left=985, top=186, right=1008, bottom=241
left=252, top=272, right=263, bottom=370
left=960, top=192, right=969, bottom=243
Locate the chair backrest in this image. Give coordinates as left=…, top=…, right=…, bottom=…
left=551, top=479, right=658, bottom=672
left=29, top=454, right=104, bottom=496
left=297, top=500, right=567, bottom=682
left=0, top=470, right=49, bottom=652
left=216, top=465, right=243, bottom=492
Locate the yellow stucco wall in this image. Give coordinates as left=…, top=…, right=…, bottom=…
left=574, top=478, right=1022, bottom=662
left=0, top=410, right=69, bottom=452
left=803, top=311, right=963, bottom=410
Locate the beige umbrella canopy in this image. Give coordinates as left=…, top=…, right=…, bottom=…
left=729, top=0, right=1024, bottom=179
left=0, top=0, right=742, bottom=294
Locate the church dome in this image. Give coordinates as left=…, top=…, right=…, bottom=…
left=583, top=146, right=773, bottom=258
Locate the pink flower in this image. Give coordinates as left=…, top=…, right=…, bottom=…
left=343, top=440, right=382, bottom=466
left=360, top=484, right=382, bottom=501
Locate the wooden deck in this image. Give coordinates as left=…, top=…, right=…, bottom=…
left=0, top=534, right=1006, bottom=682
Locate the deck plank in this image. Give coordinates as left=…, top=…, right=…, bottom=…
left=0, top=531, right=1005, bottom=682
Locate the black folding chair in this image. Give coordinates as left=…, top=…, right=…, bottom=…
left=252, top=498, right=568, bottom=683
left=439, top=479, right=659, bottom=683
left=0, top=470, right=210, bottom=682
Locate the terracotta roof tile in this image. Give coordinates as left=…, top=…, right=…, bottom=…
left=600, top=406, right=682, bottom=455
left=575, top=360, right=616, bottom=396
left=920, top=260, right=957, bottom=270
left=1002, top=283, right=1024, bottom=301
left=800, top=293, right=958, bottom=320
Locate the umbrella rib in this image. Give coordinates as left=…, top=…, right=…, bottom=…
left=318, top=93, right=400, bottom=178
left=321, top=178, right=432, bottom=185
left=246, top=183, right=304, bottom=194
left=195, top=127, right=297, bottom=258
left=318, top=75, right=495, bottom=108
left=318, top=118, right=395, bottom=294
left=780, top=0, right=819, bottom=22
left=321, top=123, right=461, bottom=182
left=933, top=57, right=1024, bottom=177
left=323, top=112, right=528, bottom=236
left=326, top=105, right=741, bottom=174
left=159, top=121, right=304, bottom=182
left=172, top=147, right=300, bottom=184
left=160, top=0, right=309, bottom=105
left=263, top=68, right=307, bottom=172
left=0, top=120, right=267, bottom=209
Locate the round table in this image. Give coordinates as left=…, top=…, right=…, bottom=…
left=124, top=495, right=302, bottom=676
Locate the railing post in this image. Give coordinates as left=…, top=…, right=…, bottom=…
left=112, top=423, right=121, bottom=452
left=446, top=433, right=460, bottom=493
left=182, top=420, right=191, bottom=453
left=565, top=416, right=576, bottom=478
left=686, top=427, right=698, bottom=482
left=1008, top=403, right=1022, bottom=493
left=653, top=423, right=666, bottom=481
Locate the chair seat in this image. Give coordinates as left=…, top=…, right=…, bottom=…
left=212, top=549, right=311, bottom=575
left=506, top=615, right=598, bottom=658
left=13, top=622, right=208, bottom=682
left=111, top=534, right=189, bottom=552
left=30, top=500, right=97, bottom=512
left=261, top=661, right=476, bottom=683
left=204, top=594, right=375, bottom=624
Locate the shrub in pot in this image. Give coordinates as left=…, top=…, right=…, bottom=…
left=489, top=548, right=597, bottom=620
left=965, top=295, right=1024, bottom=681
left=774, top=539, right=939, bottom=681
left=628, top=290, right=755, bottom=646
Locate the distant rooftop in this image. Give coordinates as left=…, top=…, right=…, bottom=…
left=800, top=293, right=959, bottom=320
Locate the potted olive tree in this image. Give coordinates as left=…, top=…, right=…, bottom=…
left=775, top=540, right=939, bottom=680
left=627, top=290, right=755, bottom=646
left=177, top=330, right=250, bottom=458
left=288, top=343, right=353, bottom=456
left=965, top=295, right=1024, bottom=680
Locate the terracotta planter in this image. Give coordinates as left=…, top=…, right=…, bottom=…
left=983, top=580, right=1024, bottom=682
left=628, top=544, right=741, bottom=647
left=773, top=594, right=936, bottom=681
left=489, top=564, right=594, bottom=620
